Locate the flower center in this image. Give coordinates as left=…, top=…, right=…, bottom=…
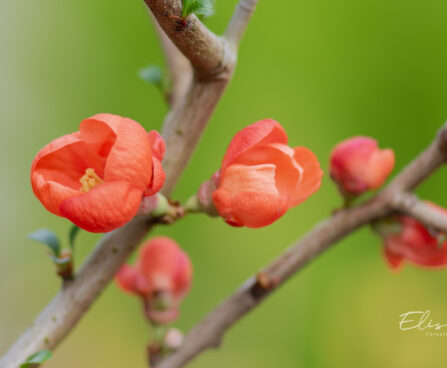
left=79, top=168, right=103, bottom=192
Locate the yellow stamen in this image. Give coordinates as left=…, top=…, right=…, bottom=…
left=79, top=168, right=103, bottom=193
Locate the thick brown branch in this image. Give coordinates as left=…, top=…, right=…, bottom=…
left=144, top=0, right=228, bottom=78
left=155, top=124, right=447, bottom=368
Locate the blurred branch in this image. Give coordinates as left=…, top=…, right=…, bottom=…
left=150, top=13, right=192, bottom=108
left=0, top=217, right=153, bottom=368
left=393, top=192, right=447, bottom=233
left=0, top=1, right=259, bottom=367
left=154, top=123, right=447, bottom=368
left=225, top=0, right=259, bottom=46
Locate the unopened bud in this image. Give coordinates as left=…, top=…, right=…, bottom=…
left=150, top=194, right=170, bottom=217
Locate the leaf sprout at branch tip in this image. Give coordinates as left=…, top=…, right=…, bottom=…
left=28, top=229, right=61, bottom=257
left=139, top=65, right=163, bottom=89
left=182, top=0, right=215, bottom=19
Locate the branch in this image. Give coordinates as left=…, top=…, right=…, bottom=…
left=158, top=0, right=259, bottom=194
left=144, top=0, right=227, bottom=77
left=225, top=0, right=259, bottom=46
left=0, top=217, right=153, bottom=368
left=0, top=1, right=259, bottom=366
left=154, top=123, right=447, bottom=368
left=393, top=192, right=447, bottom=233
left=151, top=13, right=192, bottom=108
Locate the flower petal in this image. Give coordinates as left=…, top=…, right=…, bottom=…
left=144, top=157, right=166, bottom=197
left=79, top=116, right=117, bottom=161
left=116, top=265, right=140, bottom=294
left=385, top=236, right=447, bottom=268
left=236, top=143, right=302, bottom=199
left=31, top=172, right=81, bottom=215
left=290, top=147, right=323, bottom=207
left=138, top=237, right=192, bottom=295
left=31, top=133, right=97, bottom=213
left=383, top=247, right=404, bottom=270
left=219, top=163, right=279, bottom=195
left=365, top=148, right=395, bottom=189
left=59, top=181, right=143, bottom=232
left=116, top=264, right=150, bottom=296
left=148, top=130, right=166, bottom=161
left=31, top=133, right=101, bottom=189
left=83, top=114, right=152, bottom=191
left=221, top=119, right=288, bottom=170
left=213, top=164, right=288, bottom=227
left=213, top=189, right=288, bottom=228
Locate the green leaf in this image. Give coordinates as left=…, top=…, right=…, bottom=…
left=182, top=0, right=214, bottom=19
left=20, top=350, right=53, bottom=368
left=139, top=65, right=163, bottom=88
left=28, top=229, right=60, bottom=257
left=68, top=225, right=80, bottom=250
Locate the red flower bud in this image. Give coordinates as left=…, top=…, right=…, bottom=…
left=212, top=119, right=323, bottom=228
left=330, top=136, right=395, bottom=196
left=116, top=237, right=192, bottom=324
left=381, top=203, right=447, bottom=270
left=31, top=114, right=166, bottom=233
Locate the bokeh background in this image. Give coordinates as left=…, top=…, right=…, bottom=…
left=2, top=0, right=447, bottom=367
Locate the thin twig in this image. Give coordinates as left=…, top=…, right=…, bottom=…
left=150, top=13, right=192, bottom=108
left=225, top=0, right=259, bottom=46
left=154, top=123, right=447, bottom=368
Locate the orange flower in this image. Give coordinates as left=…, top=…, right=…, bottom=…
left=381, top=203, right=447, bottom=270
left=31, top=113, right=166, bottom=233
left=330, top=136, right=395, bottom=196
left=116, top=237, right=192, bottom=324
left=212, top=119, right=323, bottom=228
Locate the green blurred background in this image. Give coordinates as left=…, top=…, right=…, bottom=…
left=2, top=0, right=447, bottom=367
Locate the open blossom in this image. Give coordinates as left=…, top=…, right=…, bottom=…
left=330, top=136, right=394, bottom=196
left=116, top=237, right=192, bottom=324
left=31, top=113, right=165, bottom=233
left=211, top=119, right=323, bottom=228
left=380, top=203, right=447, bottom=270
